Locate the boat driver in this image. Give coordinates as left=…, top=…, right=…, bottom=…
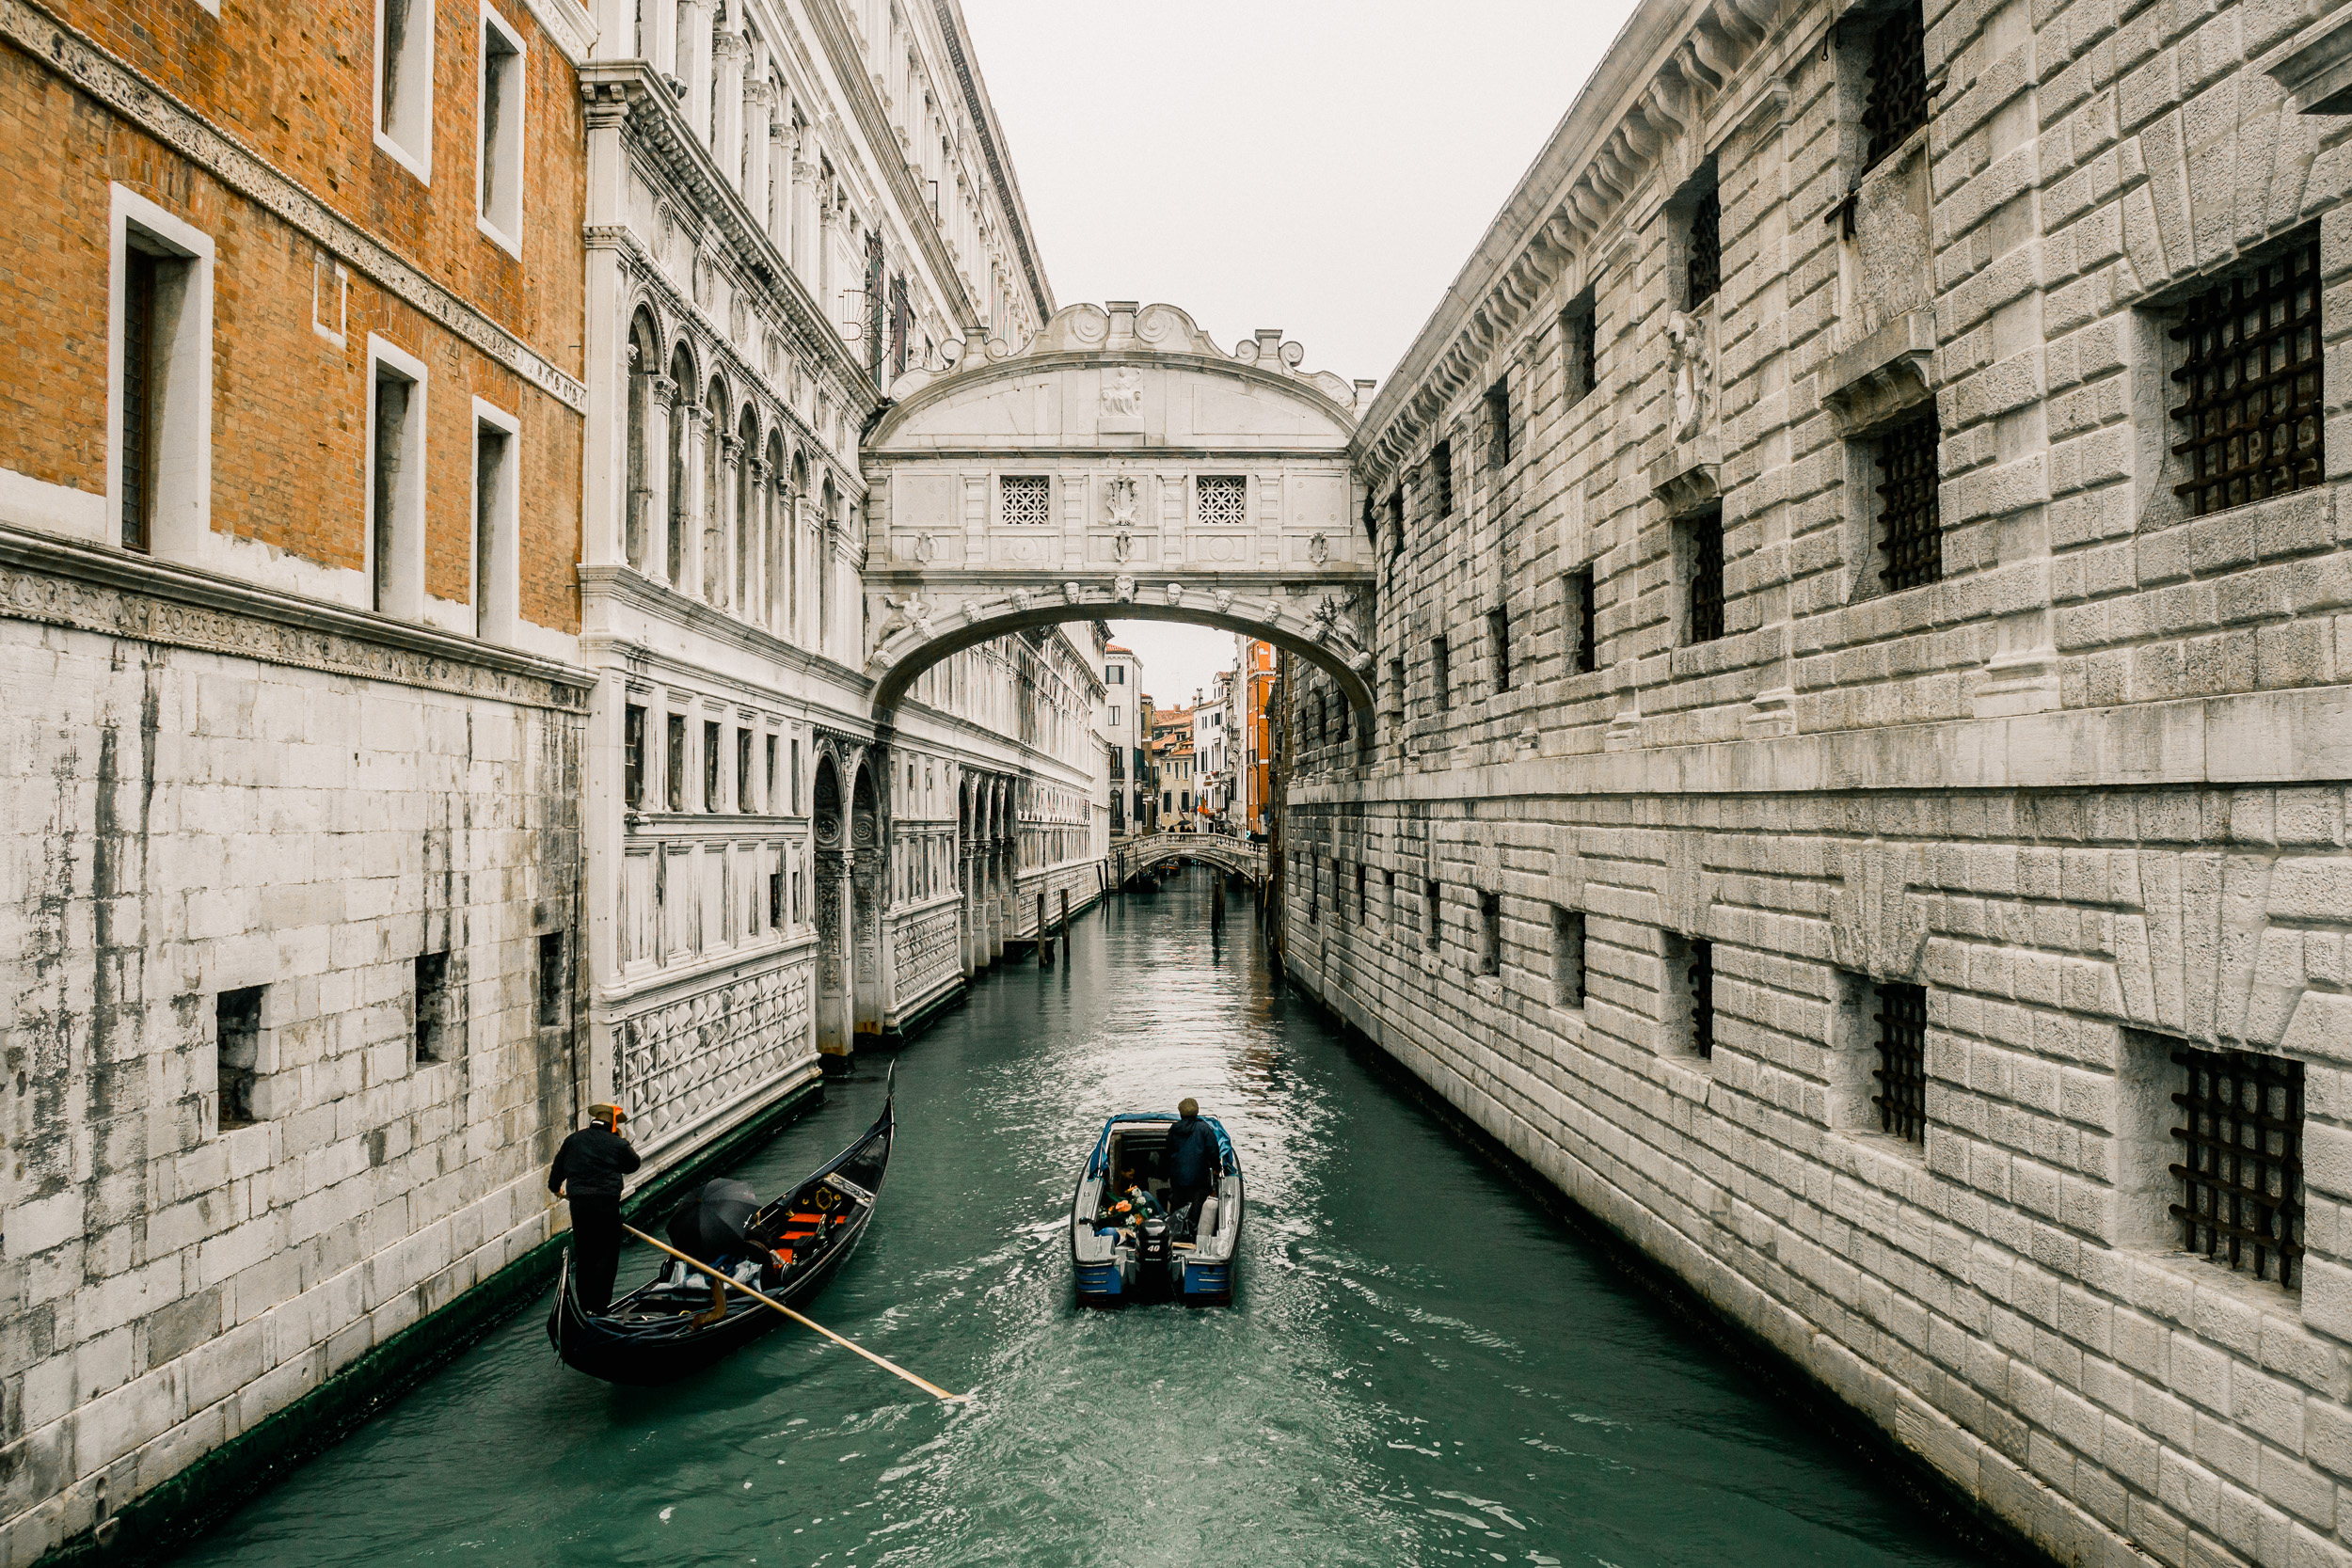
left=548, top=1102, right=641, bottom=1314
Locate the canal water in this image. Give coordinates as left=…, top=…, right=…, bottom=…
left=183, top=869, right=1992, bottom=1567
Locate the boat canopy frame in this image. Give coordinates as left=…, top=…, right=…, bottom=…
left=1084, top=1112, right=1236, bottom=1180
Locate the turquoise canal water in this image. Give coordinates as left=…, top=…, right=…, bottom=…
left=182, top=869, right=1995, bottom=1567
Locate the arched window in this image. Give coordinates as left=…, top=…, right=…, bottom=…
left=765, top=431, right=787, bottom=627
left=818, top=472, right=837, bottom=646
left=665, top=344, right=694, bottom=586
left=703, top=377, right=727, bottom=602
left=625, top=310, right=660, bottom=571
left=789, top=451, right=808, bottom=641
left=736, top=405, right=757, bottom=613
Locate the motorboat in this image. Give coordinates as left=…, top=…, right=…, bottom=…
left=1071, top=1111, right=1242, bottom=1307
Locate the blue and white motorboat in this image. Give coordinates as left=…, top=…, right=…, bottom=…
left=1071, top=1112, right=1243, bottom=1307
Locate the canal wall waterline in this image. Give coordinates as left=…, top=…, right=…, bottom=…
left=1279, top=958, right=2055, bottom=1566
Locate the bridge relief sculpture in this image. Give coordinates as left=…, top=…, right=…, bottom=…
left=861, top=301, right=1380, bottom=722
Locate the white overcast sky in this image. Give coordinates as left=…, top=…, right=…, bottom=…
left=959, top=0, right=1642, bottom=705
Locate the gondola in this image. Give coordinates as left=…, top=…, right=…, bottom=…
left=1072, top=1111, right=1243, bottom=1307
left=548, top=1081, right=894, bottom=1386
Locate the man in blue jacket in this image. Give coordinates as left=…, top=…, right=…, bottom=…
left=1164, top=1099, right=1221, bottom=1235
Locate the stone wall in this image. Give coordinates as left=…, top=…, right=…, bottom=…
left=1294, top=0, right=2352, bottom=1564
left=0, top=549, right=589, bottom=1562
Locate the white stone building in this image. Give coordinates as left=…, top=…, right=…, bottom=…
left=1100, top=641, right=1144, bottom=832
left=1281, top=1, right=2352, bottom=1565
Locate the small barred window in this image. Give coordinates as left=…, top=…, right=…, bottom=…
left=2169, top=231, right=2324, bottom=518
left=2173, top=1046, right=2304, bottom=1288
left=1431, top=440, right=1454, bottom=516
left=1685, top=189, right=1722, bottom=310
left=1871, top=981, right=1928, bottom=1142
left=1861, top=3, right=1929, bottom=175
left=1565, top=566, right=1597, bottom=674
left=1197, top=474, right=1247, bottom=527
left=1684, top=509, right=1724, bottom=644
left=1686, top=938, right=1715, bottom=1058
left=1564, top=304, right=1597, bottom=406
left=998, top=474, right=1051, bottom=525
left=1875, top=411, right=1942, bottom=591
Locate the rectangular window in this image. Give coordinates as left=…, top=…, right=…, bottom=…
left=375, top=0, right=435, bottom=181
left=1356, top=863, right=1367, bottom=920
left=1308, top=856, right=1320, bottom=924
left=1487, top=606, right=1511, bottom=693
left=1860, top=2, right=1929, bottom=175
left=1552, top=909, right=1585, bottom=1006
left=120, top=249, right=157, bottom=551
left=624, top=704, right=646, bottom=809
left=1430, top=440, right=1454, bottom=517
left=2175, top=1046, right=2305, bottom=1288
left=110, top=191, right=213, bottom=562
left=770, top=869, right=785, bottom=928
left=789, top=738, right=801, bottom=815
left=215, top=986, right=263, bottom=1130
left=1387, top=655, right=1406, bottom=714
left=665, top=714, right=686, bottom=811
left=1687, top=939, right=1714, bottom=1057
left=1871, top=981, right=1928, bottom=1142
left=1562, top=296, right=1597, bottom=406
left=704, top=721, right=722, bottom=811
left=998, top=474, right=1051, bottom=525
left=413, top=951, right=451, bottom=1065
left=1565, top=566, right=1597, bottom=673
left=1874, top=411, right=1942, bottom=592
left=1477, top=892, right=1502, bottom=976
left=1387, top=486, right=1404, bottom=562
left=765, top=735, right=778, bottom=813
left=472, top=404, right=518, bottom=641
left=1432, top=636, right=1452, bottom=710
left=737, top=729, right=754, bottom=813
left=1684, top=184, right=1722, bottom=310
left=476, top=4, right=525, bottom=251
left=1197, top=474, right=1247, bottom=527
left=1422, top=880, right=1441, bottom=953
left=368, top=338, right=427, bottom=618
left=535, top=930, right=564, bottom=1027
left=1106, top=664, right=1123, bottom=684
left=1663, top=932, right=1713, bottom=1058
left=1485, top=376, right=1511, bottom=467
left=2169, top=230, right=2324, bottom=517
left=1107, top=706, right=1120, bottom=726
left=1681, top=508, right=1724, bottom=644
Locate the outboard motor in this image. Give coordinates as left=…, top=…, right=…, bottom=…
left=1137, top=1217, right=1171, bottom=1274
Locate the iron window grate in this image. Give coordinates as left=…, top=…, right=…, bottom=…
left=2169, top=232, right=2324, bottom=518
left=1488, top=606, right=1511, bottom=692
left=1432, top=440, right=1454, bottom=515
left=1486, top=378, right=1511, bottom=467
left=1685, top=189, right=1722, bottom=310
left=1871, top=982, right=1928, bottom=1142
left=2171, top=1047, right=2304, bottom=1288
left=1687, top=939, right=1715, bottom=1058
left=1568, top=567, right=1597, bottom=673
left=1565, top=307, right=1597, bottom=405
left=1875, top=411, right=1943, bottom=591
left=1861, top=4, right=1929, bottom=175
left=1686, top=511, right=1725, bottom=643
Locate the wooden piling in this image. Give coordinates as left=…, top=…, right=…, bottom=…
left=1212, top=875, right=1227, bottom=931
left=1060, top=889, right=1071, bottom=962
left=1038, top=892, right=1051, bottom=966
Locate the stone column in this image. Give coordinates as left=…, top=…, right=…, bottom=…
left=744, top=454, right=769, bottom=625
left=678, top=403, right=708, bottom=600
left=680, top=0, right=712, bottom=146
left=580, top=82, right=634, bottom=572
left=768, top=120, right=793, bottom=252
left=790, top=149, right=817, bottom=285
left=713, top=432, right=739, bottom=609
left=644, top=374, right=675, bottom=579
left=744, top=79, right=772, bottom=222
left=711, top=31, right=743, bottom=185
left=648, top=0, right=678, bottom=79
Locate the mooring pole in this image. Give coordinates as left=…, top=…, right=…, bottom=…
left=1037, top=892, right=1051, bottom=966
left=1212, top=875, right=1226, bottom=932
left=1059, top=889, right=1071, bottom=963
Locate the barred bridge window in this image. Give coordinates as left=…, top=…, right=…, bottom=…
left=1871, top=981, right=1927, bottom=1142
left=1876, top=411, right=1942, bottom=591
left=1197, top=474, right=1247, bottom=528
left=1861, top=3, right=1929, bottom=175
left=998, top=474, right=1051, bottom=525
left=2170, top=232, right=2324, bottom=518
left=2172, top=1046, right=2304, bottom=1288
left=1684, top=188, right=1722, bottom=310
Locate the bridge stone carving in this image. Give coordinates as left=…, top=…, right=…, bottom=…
left=862, top=301, right=1377, bottom=723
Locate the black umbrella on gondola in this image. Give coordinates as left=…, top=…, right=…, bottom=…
left=667, top=1179, right=759, bottom=1262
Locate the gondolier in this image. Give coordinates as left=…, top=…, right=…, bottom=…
left=549, top=1103, right=641, bottom=1314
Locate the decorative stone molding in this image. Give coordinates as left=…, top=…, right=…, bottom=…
left=1821, top=308, right=1935, bottom=436
left=2267, top=8, right=2352, bottom=114
left=0, top=0, right=587, bottom=412
left=1648, top=433, right=1721, bottom=515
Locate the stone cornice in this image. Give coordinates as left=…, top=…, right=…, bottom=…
left=802, top=0, right=982, bottom=336
left=580, top=61, right=877, bottom=413
left=1350, top=0, right=1788, bottom=480
left=513, top=0, right=596, bottom=65
left=0, top=524, right=592, bottom=709
left=1, top=0, right=588, bottom=415
left=580, top=564, right=872, bottom=687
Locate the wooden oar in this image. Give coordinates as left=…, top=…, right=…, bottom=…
left=621, top=1224, right=970, bottom=1404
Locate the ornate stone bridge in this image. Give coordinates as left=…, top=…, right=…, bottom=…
left=1116, top=831, right=1265, bottom=886
left=862, top=302, right=1378, bottom=726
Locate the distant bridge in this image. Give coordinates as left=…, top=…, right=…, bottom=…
left=1114, top=832, right=1264, bottom=887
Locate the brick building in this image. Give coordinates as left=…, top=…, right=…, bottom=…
left=1280, top=1, right=2352, bottom=1565
left=0, top=0, right=593, bottom=1556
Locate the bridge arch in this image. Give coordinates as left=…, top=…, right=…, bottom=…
left=859, top=300, right=1376, bottom=728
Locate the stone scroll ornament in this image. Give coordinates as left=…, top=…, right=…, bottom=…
left=1666, top=310, right=1713, bottom=444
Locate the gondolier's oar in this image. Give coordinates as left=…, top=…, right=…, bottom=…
left=620, top=1224, right=970, bottom=1403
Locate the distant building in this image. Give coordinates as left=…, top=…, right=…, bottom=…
left=1100, top=641, right=1145, bottom=832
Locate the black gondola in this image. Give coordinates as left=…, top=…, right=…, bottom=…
left=547, top=1081, right=894, bottom=1386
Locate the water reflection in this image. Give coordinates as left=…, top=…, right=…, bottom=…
left=183, top=869, right=1987, bottom=1567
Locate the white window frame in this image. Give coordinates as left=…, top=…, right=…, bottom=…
left=365, top=334, right=430, bottom=620
left=107, top=183, right=214, bottom=561
left=475, top=1, right=526, bottom=257
left=374, top=0, right=436, bottom=184
left=469, top=395, right=521, bottom=642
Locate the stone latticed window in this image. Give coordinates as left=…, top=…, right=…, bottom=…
left=2173, top=1046, right=2305, bottom=1289
left=1684, top=188, right=1721, bottom=310
left=1861, top=3, right=1928, bottom=174
left=1874, top=411, right=1942, bottom=591
left=1870, top=982, right=1927, bottom=1142
left=998, top=473, right=1051, bottom=525
left=2169, top=230, right=2324, bottom=518
left=1196, top=474, right=1246, bottom=528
